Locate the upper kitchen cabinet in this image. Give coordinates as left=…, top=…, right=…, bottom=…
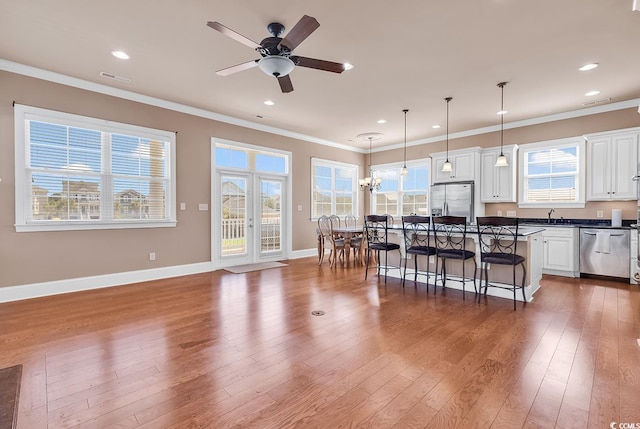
left=480, top=145, right=517, bottom=202
left=431, top=147, right=481, bottom=183
left=585, top=127, right=640, bottom=201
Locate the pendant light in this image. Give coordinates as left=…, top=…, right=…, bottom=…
left=400, top=109, right=409, bottom=176
left=495, top=82, right=509, bottom=167
left=442, top=97, right=453, bottom=172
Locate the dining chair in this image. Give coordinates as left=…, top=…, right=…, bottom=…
left=432, top=216, right=477, bottom=299
left=401, top=215, right=437, bottom=290
left=318, top=215, right=345, bottom=267
left=364, top=214, right=401, bottom=282
left=476, top=216, right=527, bottom=311
left=344, top=215, right=363, bottom=263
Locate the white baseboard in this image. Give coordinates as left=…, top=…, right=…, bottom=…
left=0, top=262, right=214, bottom=303
left=289, top=248, right=319, bottom=259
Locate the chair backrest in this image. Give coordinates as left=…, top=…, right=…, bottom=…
left=432, top=215, right=467, bottom=251
left=318, top=215, right=333, bottom=241
left=476, top=216, right=519, bottom=256
left=344, top=214, right=357, bottom=228
left=384, top=214, right=395, bottom=226
left=401, top=215, right=431, bottom=251
left=364, top=214, right=389, bottom=246
left=329, top=214, right=340, bottom=229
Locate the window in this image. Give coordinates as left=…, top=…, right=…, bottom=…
left=215, top=143, right=288, bottom=174
left=311, top=158, right=358, bottom=219
left=14, top=104, right=176, bottom=231
left=372, top=160, right=430, bottom=217
left=519, top=137, right=585, bottom=208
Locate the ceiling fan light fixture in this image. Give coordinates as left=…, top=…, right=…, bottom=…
left=258, top=56, right=295, bottom=77
left=578, top=63, right=599, bottom=71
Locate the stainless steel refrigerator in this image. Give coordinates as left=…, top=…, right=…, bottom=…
left=430, top=181, right=474, bottom=223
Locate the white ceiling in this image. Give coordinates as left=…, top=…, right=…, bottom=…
left=1, top=0, right=640, bottom=150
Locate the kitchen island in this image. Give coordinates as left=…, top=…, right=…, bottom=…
left=379, top=225, right=545, bottom=302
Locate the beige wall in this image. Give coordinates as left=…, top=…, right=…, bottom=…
left=0, top=71, right=365, bottom=288
left=2, top=70, right=639, bottom=289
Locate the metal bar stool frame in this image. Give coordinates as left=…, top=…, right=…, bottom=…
left=432, top=215, right=477, bottom=299
left=401, top=215, right=438, bottom=290
left=476, top=216, right=527, bottom=311
left=364, top=214, right=401, bottom=283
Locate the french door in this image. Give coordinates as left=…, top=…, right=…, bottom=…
left=215, top=171, right=286, bottom=267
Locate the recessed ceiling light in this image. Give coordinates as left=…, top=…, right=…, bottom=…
left=111, top=50, right=130, bottom=60
left=264, top=100, right=275, bottom=106
left=579, top=63, right=598, bottom=71
left=344, top=63, right=354, bottom=71
left=432, top=125, right=441, bottom=129
left=585, top=90, right=600, bottom=96
left=497, top=110, right=508, bottom=115
left=377, top=119, right=386, bottom=124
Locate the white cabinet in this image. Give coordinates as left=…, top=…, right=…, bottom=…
left=631, top=229, right=637, bottom=284
left=431, top=148, right=480, bottom=183
left=542, top=227, right=579, bottom=277
left=480, top=145, right=517, bottom=202
left=585, top=128, right=639, bottom=201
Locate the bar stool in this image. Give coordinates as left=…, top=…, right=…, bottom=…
left=364, top=214, right=401, bottom=283
left=432, top=216, right=477, bottom=299
left=476, top=216, right=527, bottom=311
left=401, top=215, right=437, bottom=290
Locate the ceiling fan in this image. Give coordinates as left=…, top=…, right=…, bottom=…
left=207, top=15, right=346, bottom=93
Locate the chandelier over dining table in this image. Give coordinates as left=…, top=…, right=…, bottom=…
left=357, top=132, right=384, bottom=192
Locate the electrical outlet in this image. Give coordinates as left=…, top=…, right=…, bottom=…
left=149, top=252, right=156, bottom=261
left=297, top=205, right=303, bottom=211
left=507, top=210, right=516, bottom=217
left=429, top=256, right=434, bottom=263
left=497, top=210, right=503, bottom=216
left=596, top=210, right=604, bottom=218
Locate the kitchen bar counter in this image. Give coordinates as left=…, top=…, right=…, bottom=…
left=519, top=217, right=635, bottom=229
left=380, top=225, right=544, bottom=303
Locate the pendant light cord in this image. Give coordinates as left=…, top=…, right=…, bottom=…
left=498, top=82, right=507, bottom=155
left=445, top=97, right=452, bottom=158
left=403, top=109, right=408, bottom=167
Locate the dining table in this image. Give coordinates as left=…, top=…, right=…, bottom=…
left=331, top=225, right=365, bottom=265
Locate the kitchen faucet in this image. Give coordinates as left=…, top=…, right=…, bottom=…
left=547, top=208, right=555, bottom=223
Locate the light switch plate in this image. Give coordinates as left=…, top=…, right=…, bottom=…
left=497, top=210, right=503, bottom=216
left=507, top=210, right=516, bottom=217
left=597, top=210, right=604, bottom=218
left=180, top=203, right=186, bottom=211
left=198, top=203, right=208, bottom=211
left=297, top=205, right=303, bottom=211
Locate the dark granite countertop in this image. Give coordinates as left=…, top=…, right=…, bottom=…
left=519, top=217, right=635, bottom=229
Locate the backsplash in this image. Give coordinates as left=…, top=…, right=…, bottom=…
left=484, top=200, right=637, bottom=221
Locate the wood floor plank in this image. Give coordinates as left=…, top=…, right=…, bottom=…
left=1, top=258, right=639, bottom=428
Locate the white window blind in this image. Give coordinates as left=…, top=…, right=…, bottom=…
left=372, top=161, right=430, bottom=217
left=15, top=104, right=177, bottom=231
left=311, top=158, right=358, bottom=219
left=519, top=137, right=585, bottom=207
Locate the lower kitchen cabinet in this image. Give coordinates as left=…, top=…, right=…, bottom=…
left=542, top=227, right=579, bottom=277
left=631, top=229, right=638, bottom=284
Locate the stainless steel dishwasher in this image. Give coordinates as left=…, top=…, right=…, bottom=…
left=579, top=228, right=630, bottom=280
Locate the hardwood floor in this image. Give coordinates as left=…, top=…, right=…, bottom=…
left=1, top=258, right=639, bottom=428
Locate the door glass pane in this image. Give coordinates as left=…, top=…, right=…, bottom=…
left=221, top=176, right=246, bottom=256
left=260, top=180, right=281, bottom=254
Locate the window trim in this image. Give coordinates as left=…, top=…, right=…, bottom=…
left=310, top=157, right=359, bottom=221
left=14, top=104, right=177, bottom=232
left=370, top=158, right=431, bottom=216
left=517, top=136, right=586, bottom=209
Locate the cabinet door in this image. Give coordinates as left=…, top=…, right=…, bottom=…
left=451, top=153, right=475, bottom=181
left=587, top=137, right=611, bottom=200
left=480, top=152, right=497, bottom=201
left=433, top=156, right=454, bottom=182
left=494, top=151, right=514, bottom=201
left=543, top=236, right=574, bottom=272
left=610, top=133, right=638, bottom=200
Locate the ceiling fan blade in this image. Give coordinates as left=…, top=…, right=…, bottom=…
left=207, top=21, right=261, bottom=50
left=279, top=15, right=320, bottom=51
left=278, top=75, right=294, bottom=93
left=293, top=56, right=345, bottom=73
left=216, top=60, right=259, bottom=76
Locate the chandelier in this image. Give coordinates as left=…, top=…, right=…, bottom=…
left=357, top=132, right=383, bottom=192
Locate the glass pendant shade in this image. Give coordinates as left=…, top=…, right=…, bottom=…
left=495, top=153, right=508, bottom=167
left=442, top=160, right=453, bottom=172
